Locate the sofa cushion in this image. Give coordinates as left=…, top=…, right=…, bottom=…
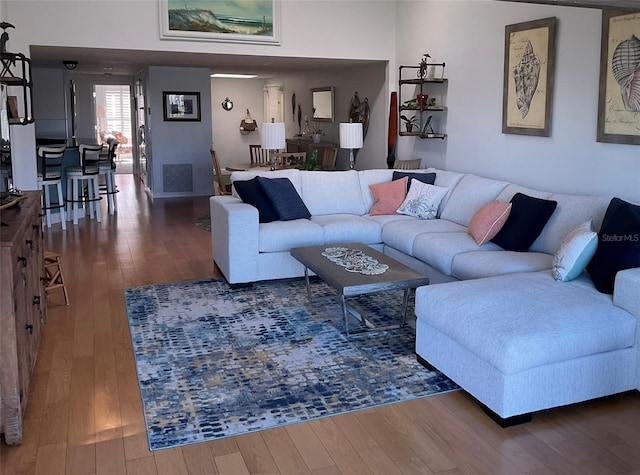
left=231, top=169, right=302, bottom=196
left=552, top=222, right=598, bottom=282
left=382, top=219, right=467, bottom=255
left=311, top=214, right=382, bottom=245
left=440, top=175, right=509, bottom=226
left=452, top=251, right=553, bottom=280
left=392, top=171, right=436, bottom=191
left=588, top=198, right=640, bottom=294
left=234, top=177, right=280, bottom=223
left=495, top=184, right=551, bottom=203
left=492, top=193, right=558, bottom=252
left=300, top=170, right=367, bottom=216
left=530, top=193, right=612, bottom=255
left=397, top=181, right=449, bottom=220
left=415, top=271, right=636, bottom=375
left=257, top=176, right=311, bottom=221
left=413, top=232, right=501, bottom=276
left=369, top=177, right=407, bottom=215
left=467, top=201, right=512, bottom=245
left=426, top=168, right=466, bottom=215
left=258, top=219, right=324, bottom=253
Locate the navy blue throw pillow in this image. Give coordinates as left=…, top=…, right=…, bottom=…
left=587, top=197, right=640, bottom=294
left=234, top=177, right=279, bottom=223
left=491, top=192, right=557, bottom=252
left=257, top=176, right=311, bottom=221
left=392, top=171, right=436, bottom=191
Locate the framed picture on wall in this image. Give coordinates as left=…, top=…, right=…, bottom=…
left=502, top=17, right=556, bottom=137
left=158, top=0, right=281, bottom=45
left=163, top=91, right=201, bottom=122
left=597, top=9, right=640, bottom=145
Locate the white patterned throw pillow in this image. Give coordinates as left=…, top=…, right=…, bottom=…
left=396, top=180, right=449, bottom=220
left=552, top=221, right=598, bottom=282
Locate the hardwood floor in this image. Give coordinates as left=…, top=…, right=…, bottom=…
left=2, top=174, right=639, bottom=475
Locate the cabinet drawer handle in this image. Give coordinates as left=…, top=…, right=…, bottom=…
left=25, top=239, right=33, bottom=249
left=25, top=324, right=33, bottom=334
left=33, top=295, right=41, bottom=306
left=17, top=256, right=27, bottom=266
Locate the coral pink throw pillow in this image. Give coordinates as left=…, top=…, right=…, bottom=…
left=468, top=201, right=512, bottom=245
left=369, top=177, right=408, bottom=216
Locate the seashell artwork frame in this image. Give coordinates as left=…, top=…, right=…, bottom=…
left=502, top=17, right=556, bottom=137
left=597, top=9, right=640, bottom=145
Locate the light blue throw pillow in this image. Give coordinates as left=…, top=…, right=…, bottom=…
left=552, top=221, right=598, bottom=282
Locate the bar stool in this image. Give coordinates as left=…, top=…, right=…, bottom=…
left=37, top=145, right=67, bottom=230
left=43, top=250, right=69, bottom=305
left=65, top=144, right=103, bottom=225
left=98, top=137, right=119, bottom=214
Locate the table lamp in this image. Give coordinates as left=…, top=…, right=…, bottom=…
left=261, top=119, right=286, bottom=170
left=339, top=120, right=363, bottom=169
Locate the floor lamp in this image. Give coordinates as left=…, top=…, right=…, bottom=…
left=261, top=119, right=286, bottom=170
left=340, top=121, right=363, bottom=170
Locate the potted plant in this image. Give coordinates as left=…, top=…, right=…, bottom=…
left=401, top=115, right=420, bottom=133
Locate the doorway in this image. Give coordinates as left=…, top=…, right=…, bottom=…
left=93, top=84, right=134, bottom=174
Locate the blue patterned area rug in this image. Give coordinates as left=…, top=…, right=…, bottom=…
left=124, top=277, right=458, bottom=451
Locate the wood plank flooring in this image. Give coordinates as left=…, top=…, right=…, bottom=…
left=2, top=174, right=639, bottom=475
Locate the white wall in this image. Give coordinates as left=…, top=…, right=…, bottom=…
left=3, top=0, right=396, bottom=190
left=396, top=0, right=639, bottom=203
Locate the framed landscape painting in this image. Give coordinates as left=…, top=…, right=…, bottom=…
left=159, top=0, right=280, bottom=45
left=597, top=9, right=640, bottom=145
left=502, top=17, right=556, bottom=137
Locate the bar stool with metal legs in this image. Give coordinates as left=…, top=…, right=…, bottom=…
left=98, top=137, right=119, bottom=214
left=37, top=145, right=67, bottom=230
left=65, top=143, right=103, bottom=225
left=43, top=250, right=69, bottom=305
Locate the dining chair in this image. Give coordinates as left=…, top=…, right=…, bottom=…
left=319, top=147, right=338, bottom=170
left=274, top=151, right=306, bottom=169
left=249, top=145, right=270, bottom=166
left=393, top=158, right=422, bottom=170
left=37, top=144, right=67, bottom=229
left=210, top=149, right=232, bottom=195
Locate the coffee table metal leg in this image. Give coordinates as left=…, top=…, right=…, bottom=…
left=401, top=288, right=410, bottom=326
left=304, top=267, right=311, bottom=300
left=341, top=294, right=350, bottom=337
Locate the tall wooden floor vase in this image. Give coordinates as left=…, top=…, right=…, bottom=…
left=43, top=250, right=69, bottom=305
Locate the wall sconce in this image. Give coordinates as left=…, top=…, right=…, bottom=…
left=63, top=60, right=78, bottom=71
left=261, top=119, right=285, bottom=170
left=340, top=120, right=363, bottom=169
left=240, top=109, right=256, bottom=134
left=221, top=97, right=233, bottom=111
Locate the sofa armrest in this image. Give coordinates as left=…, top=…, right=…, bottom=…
left=614, top=267, right=640, bottom=391
left=614, top=268, right=640, bottom=319
left=210, top=196, right=260, bottom=283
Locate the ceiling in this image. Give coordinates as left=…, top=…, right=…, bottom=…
left=29, top=45, right=378, bottom=77
left=29, top=0, right=638, bottom=77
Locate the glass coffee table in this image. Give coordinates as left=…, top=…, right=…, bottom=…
left=290, top=243, right=430, bottom=336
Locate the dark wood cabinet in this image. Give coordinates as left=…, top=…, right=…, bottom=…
left=0, top=192, right=46, bottom=445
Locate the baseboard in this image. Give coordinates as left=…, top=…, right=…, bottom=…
left=482, top=405, right=532, bottom=427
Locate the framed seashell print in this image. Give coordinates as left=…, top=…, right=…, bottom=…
left=597, top=9, right=640, bottom=145
left=502, top=17, right=556, bottom=137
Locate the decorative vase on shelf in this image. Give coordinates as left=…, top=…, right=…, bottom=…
left=312, top=133, right=322, bottom=143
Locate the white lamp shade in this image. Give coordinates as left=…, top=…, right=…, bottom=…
left=340, top=122, right=363, bottom=149
left=261, top=122, right=286, bottom=150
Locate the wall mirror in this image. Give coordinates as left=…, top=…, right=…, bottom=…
left=311, top=86, right=334, bottom=122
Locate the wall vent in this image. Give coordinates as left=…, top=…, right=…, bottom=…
left=162, top=164, right=193, bottom=193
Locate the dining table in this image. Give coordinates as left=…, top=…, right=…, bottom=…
left=225, top=163, right=270, bottom=172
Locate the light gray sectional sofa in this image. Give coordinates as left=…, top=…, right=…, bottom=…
left=209, top=167, right=639, bottom=423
